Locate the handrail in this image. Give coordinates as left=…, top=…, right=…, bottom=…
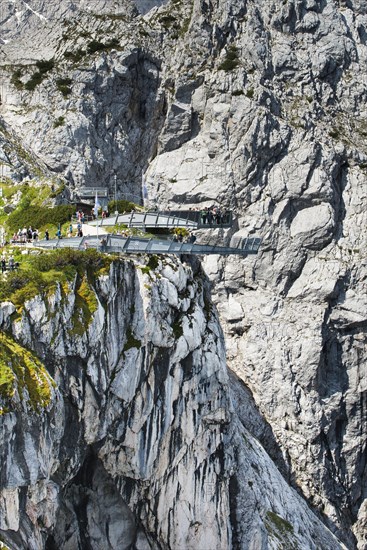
left=86, top=210, right=233, bottom=229
left=34, top=235, right=261, bottom=257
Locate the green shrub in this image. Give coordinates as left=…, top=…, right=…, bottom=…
left=329, top=128, right=340, bottom=139
left=87, top=38, right=119, bottom=54
left=31, top=248, right=107, bottom=274
left=246, top=88, right=254, bottom=99
left=24, top=59, right=54, bottom=91
left=11, top=69, right=24, bottom=90
left=108, top=199, right=137, bottom=213
left=171, top=319, right=183, bottom=339
left=219, top=46, right=240, bottom=71
left=140, top=255, right=159, bottom=275
left=7, top=204, right=76, bottom=233
left=64, top=49, right=86, bottom=63
left=25, top=73, right=44, bottom=91
left=36, top=59, right=55, bottom=73
left=159, top=14, right=177, bottom=29
left=56, top=78, right=72, bottom=98
left=147, top=255, right=159, bottom=270
left=0, top=268, right=58, bottom=307
left=0, top=270, right=40, bottom=302
left=123, top=329, right=141, bottom=351
left=53, top=116, right=65, bottom=128
left=172, top=227, right=189, bottom=239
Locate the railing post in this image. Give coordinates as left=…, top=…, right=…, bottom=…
left=123, top=236, right=131, bottom=251
left=144, top=239, right=153, bottom=252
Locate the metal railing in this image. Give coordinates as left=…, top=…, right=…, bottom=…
left=78, top=187, right=109, bottom=198
left=35, top=234, right=261, bottom=257
left=89, top=210, right=233, bottom=230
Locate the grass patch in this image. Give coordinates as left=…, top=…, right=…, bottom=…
left=180, top=15, right=191, bottom=36
left=266, top=511, right=294, bottom=536
left=0, top=249, right=111, bottom=311
left=0, top=332, right=54, bottom=412
left=69, top=274, right=98, bottom=336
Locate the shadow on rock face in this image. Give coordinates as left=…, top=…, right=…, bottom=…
left=49, top=453, right=146, bottom=550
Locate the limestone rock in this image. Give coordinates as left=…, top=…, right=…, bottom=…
left=0, top=258, right=344, bottom=550
left=0, top=0, right=366, bottom=548
left=290, top=203, right=335, bottom=249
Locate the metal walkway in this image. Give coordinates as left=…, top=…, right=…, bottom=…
left=88, top=210, right=233, bottom=229
left=35, top=234, right=261, bottom=256
left=78, top=187, right=109, bottom=199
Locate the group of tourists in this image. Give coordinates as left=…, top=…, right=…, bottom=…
left=54, top=223, right=83, bottom=239
left=76, top=210, right=87, bottom=224
left=12, top=226, right=39, bottom=244
left=77, top=208, right=110, bottom=222
left=1, top=254, right=18, bottom=273
left=200, top=206, right=228, bottom=225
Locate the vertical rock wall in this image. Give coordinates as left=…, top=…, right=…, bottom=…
left=0, top=258, right=231, bottom=549
left=0, top=257, right=345, bottom=549
left=0, top=0, right=366, bottom=547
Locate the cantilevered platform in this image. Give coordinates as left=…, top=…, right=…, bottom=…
left=35, top=234, right=261, bottom=256
left=89, top=210, right=233, bottom=229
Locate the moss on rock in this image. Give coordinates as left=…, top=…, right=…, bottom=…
left=69, top=274, right=98, bottom=336
left=0, top=332, right=55, bottom=412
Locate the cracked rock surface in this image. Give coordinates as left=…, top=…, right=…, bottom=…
left=0, top=0, right=366, bottom=548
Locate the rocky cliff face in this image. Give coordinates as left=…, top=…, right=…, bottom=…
left=0, top=0, right=366, bottom=548
left=0, top=257, right=344, bottom=549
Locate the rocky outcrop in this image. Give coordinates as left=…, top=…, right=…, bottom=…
left=0, top=257, right=344, bottom=549
left=0, top=0, right=366, bottom=548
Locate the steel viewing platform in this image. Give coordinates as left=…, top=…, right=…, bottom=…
left=35, top=234, right=261, bottom=256
left=88, top=210, right=233, bottom=229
